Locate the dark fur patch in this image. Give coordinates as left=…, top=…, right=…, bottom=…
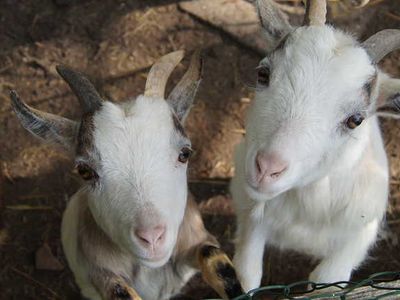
left=303, top=1, right=312, bottom=26
left=113, top=284, right=131, bottom=300
left=199, top=244, right=219, bottom=259
left=215, top=262, right=244, bottom=298
left=172, top=113, right=187, bottom=137
left=76, top=112, right=96, bottom=157
left=363, top=81, right=372, bottom=98
left=75, top=111, right=102, bottom=185
left=363, top=72, right=378, bottom=105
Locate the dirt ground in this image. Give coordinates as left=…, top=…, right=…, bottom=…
left=0, top=0, right=400, bottom=299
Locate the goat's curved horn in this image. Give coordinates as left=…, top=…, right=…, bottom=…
left=167, top=50, right=203, bottom=120
left=362, top=29, right=400, bottom=64
left=144, top=50, right=185, bottom=98
left=56, top=65, right=103, bottom=114
left=303, top=0, right=327, bottom=26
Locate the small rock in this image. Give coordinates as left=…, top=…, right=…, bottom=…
left=35, top=243, right=64, bottom=271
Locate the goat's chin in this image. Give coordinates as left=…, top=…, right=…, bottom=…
left=135, top=248, right=173, bottom=269
left=244, top=182, right=288, bottom=202
left=139, top=255, right=170, bottom=268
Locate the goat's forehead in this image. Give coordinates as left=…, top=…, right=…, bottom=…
left=262, top=26, right=375, bottom=110
left=272, top=26, right=372, bottom=76
left=91, top=97, right=179, bottom=158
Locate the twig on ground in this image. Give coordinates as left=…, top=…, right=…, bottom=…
left=10, top=267, right=61, bottom=299
left=6, top=204, right=53, bottom=211
left=231, top=128, right=246, bottom=134
left=386, top=11, right=400, bottom=21
left=388, top=219, right=400, bottom=225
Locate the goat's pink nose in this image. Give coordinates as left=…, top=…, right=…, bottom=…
left=255, top=152, right=288, bottom=182
left=135, top=225, right=166, bottom=249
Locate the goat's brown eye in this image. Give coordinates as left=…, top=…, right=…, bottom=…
left=346, top=113, right=364, bottom=129
left=76, top=164, right=97, bottom=180
left=178, top=147, right=192, bottom=163
left=257, top=66, right=270, bottom=86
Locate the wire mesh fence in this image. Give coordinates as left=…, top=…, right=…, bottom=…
left=211, top=271, right=400, bottom=299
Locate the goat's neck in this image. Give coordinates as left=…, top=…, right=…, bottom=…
left=78, top=194, right=135, bottom=274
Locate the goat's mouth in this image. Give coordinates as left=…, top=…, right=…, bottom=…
left=245, top=170, right=279, bottom=196
left=244, top=176, right=290, bottom=201
left=245, top=183, right=278, bottom=201
left=135, top=248, right=172, bottom=268
left=139, top=255, right=170, bottom=268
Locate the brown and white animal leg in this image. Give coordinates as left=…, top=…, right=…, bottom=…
left=196, top=243, right=244, bottom=299
left=89, top=268, right=142, bottom=300
left=175, top=197, right=244, bottom=299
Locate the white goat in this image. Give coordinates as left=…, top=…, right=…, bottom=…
left=231, top=0, right=400, bottom=291
left=11, top=51, right=243, bottom=300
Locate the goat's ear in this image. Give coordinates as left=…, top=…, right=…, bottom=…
left=374, top=75, right=400, bottom=118
left=255, top=0, right=292, bottom=50
left=10, top=90, right=78, bottom=151
left=167, top=50, right=203, bottom=123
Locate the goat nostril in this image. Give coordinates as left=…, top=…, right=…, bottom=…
left=138, top=236, right=151, bottom=245
left=156, top=232, right=165, bottom=243
left=270, top=168, right=286, bottom=178
left=135, top=225, right=166, bottom=248
left=256, top=159, right=262, bottom=174
left=255, top=152, right=288, bottom=182
left=255, top=155, right=268, bottom=179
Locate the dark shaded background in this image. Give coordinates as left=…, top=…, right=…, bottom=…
left=0, top=0, right=399, bottom=299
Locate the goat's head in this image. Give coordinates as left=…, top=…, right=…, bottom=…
left=245, top=0, right=400, bottom=201
left=11, top=50, right=203, bottom=268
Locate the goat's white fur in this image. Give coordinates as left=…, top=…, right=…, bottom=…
left=88, top=99, right=187, bottom=266
left=231, top=24, right=398, bottom=291
left=62, top=97, right=197, bottom=299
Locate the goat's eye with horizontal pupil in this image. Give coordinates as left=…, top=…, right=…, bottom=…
left=76, top=164, right=97, bottom=181
left=346, top=113, right=364, bottom=129
left=178, top=147, right=192, bottom=163
left=257, top=66, right=270, bottom=86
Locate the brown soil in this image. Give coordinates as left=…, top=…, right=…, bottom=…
left=0, top=1, right=399, bottom=299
